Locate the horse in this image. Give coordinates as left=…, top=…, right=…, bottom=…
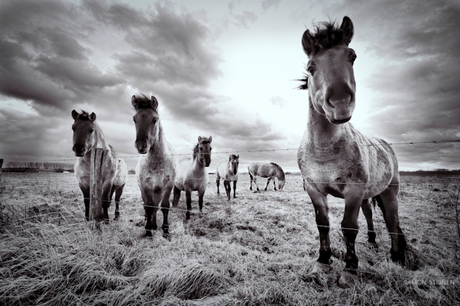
left=131, top=95, right=177, bottom=237
left=216, top=154, right=239, bottom=200
left=297, top=16, right=414, bottom=287
left=248, top=162, right=285, bottom=191
left=71, top=110, right=127, bottom=222
left=172, top=136, right=213, bottom=219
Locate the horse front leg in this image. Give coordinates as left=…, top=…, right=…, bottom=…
left=306, top=185, right=331, bottom=273
left=338, top=192, right=362, bottom=288
left=198, top=189, right=205, bottom=212
left=161, top=187, right=172, bottom=237
left=233, top=181, right=237, bottom=198
left=81, top=187, right=90, bottom=221
left=249, top=173, right=253, bottom=190
left=362, top=198, right=377, bottom=248
left=185, top=190, right=192, bottom=219
left=224, top=180, right=231, bottom=201
left=264, top=178, right=271, bottom=191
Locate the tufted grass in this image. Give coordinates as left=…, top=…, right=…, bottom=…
left=0, top=172, right=459, bottom=305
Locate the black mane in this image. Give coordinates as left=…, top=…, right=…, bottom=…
left=132, top=94, right=155, bottom=109
left=309, top=20, right=347, bottom=53
left=76, top=110, right=92, bottom=120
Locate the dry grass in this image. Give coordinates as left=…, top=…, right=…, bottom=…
left=0, top=172, right=459, bottom=305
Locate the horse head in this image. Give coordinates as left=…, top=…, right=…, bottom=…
left=278, top=180, right=286, bottom=190
left=301, top=16, right=356, bottom=124
left=71, top=110, right=96, bottom=157
left=195, top=136, right=213, bottom=167
left=229, top=154, right=239, bottom=175
left=131, top=95, right=160, bottom=154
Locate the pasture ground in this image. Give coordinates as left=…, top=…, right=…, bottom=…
left=1, top=171, right=459, bottom=305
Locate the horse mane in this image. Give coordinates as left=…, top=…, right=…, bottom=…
left=309, top=20, right=346, bottom=53
left=270, top=162, right=285, bottom=180
left=132, top=94, right=155, bottom=109
left=298, top=19, right=346, bottom=91
left=192, top=138, right=212, bottom=160
left=229, top=154, right=239, bottom=160
left=76, top=110, right=93, bottom=120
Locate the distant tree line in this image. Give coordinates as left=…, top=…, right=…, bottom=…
left=400, top=169, right=460, bottom=176
left=4, top=161, right=74, bottom=172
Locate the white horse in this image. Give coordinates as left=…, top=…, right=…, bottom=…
left=132, top=95, right=177, bottom=237
left=173, top=136, right=212, bottom=219
left=216, top=154, right=239, bottom=200
left=72, top=110, right=127, bottom=222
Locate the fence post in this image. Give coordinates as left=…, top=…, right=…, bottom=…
left=89, top=148, right=107, bottom=225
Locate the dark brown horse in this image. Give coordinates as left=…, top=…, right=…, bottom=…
left=248, top=162, right=285, bottom=191
left=173, top=136, right=212, bottom=219
left=216, top=154, right=239, bottom=200
left=297, top=17, right=413, bottom=287
left=72, top=110, right=127, bottom=222
left=132, top=95, right=176, bottom=237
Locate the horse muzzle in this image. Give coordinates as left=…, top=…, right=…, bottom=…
left=135, top=140, right=148, bottom=154
left=73, top=145, right=86, bottom=157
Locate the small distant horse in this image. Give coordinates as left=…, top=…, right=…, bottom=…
left=132, top=95, right=177, bottom=237
left=248, top=162, right=285, bottom=191
left=297, top=16, right=414, bottom=287
left=173, top=136, right=213, bottom=219
left=71, top=110, right=127, bottom=222
left=216, top=154, right=239, bottom=200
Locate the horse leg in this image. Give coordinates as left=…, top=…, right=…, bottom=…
left=306, top=186, right=331, bottom=274
left=80, top=186, right=90, bottom=221
left=144, top=188, right=161, bottom=237
left=198, top=190, right=205, bottom=212
left=224, top=180, right=231, bottom=200
left=249, top=173, right=253, bottom=190
left=102, top=183, right=112, bottom=224
left=253, top=176, right=260, bottom=191
left=264, top=178, right=270, bottom=191
left=375, top=181, right=408, bottom=266
left=273, top=177, right=277, bottom=191
left=233, top=181, right=237, bottom=198
left=185, top=190, right=192, bottom=219
left=172, top=186, right=181, bottom=207
left=361, top=198, right=377, bottom=248
left=161, top=187, right=172, bottom=237
left=216, top=177, right=220, bottom=194
left=338, top=194, right=362, bottom=288
left=114, top=184, right=125, bottom=220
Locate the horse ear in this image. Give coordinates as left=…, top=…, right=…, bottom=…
left=151, top=96, right=158, bottom=110
left=71, top=110, right=78, bottom=120
left=131, top=95, right=138, bottom=109
left=89, top=112, right=96, bottom=121
left=236, top=154, right=239, bottom=159
left=208, top=136, right=212, bottom=143
left=301, top=29, right=315, bottom=56
left=340, top=16, right=354, bottom=45
left=198, top=136, right=202, bottom=142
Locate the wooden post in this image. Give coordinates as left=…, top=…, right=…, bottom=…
left=89, top=148, right=107, bottom=224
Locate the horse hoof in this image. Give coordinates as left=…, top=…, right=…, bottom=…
left=311, top=262, right=332, bottom=274
left=144, top=230, right=153, bottom=237
left=338, top=271, right=358, bottom=288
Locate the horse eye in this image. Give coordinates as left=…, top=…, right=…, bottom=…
left=349, top=52, right=357, bottom=64
left=307, top=66, right=315, bottom=76
left=89, top=128, right=94, bottom=133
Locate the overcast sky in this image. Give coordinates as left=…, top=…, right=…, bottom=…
left=1, top=0, right=459, bottom=172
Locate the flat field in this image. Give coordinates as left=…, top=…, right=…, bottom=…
left=0, top=171, right=459, bottom=305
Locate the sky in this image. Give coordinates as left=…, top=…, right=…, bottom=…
left=0, top=0, right=459, bottom=172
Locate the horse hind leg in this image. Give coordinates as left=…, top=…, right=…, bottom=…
left=374, top=185, right=414, bottom=269
left=224, top=180, right=231, bottom=200
left=114, top=184, right=125, bottom=220
left=216, top=177, right=220, bottom=194
left=161, top=187, right=172, bottom=238
left=172, top=186, right=181, bottom=207
left=361, top=198, right=378, bottom=248
left=249, top=173, right=253, bottom=190
left=264, top=178, right=271, bottom=191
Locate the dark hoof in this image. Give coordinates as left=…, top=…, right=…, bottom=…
left=144, top=229, right=153, bottom=237
left=163, top=232, right=171, bottom=241
left=104, top=219, right=110, bottom=225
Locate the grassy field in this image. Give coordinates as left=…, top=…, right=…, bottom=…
left=1, top=171, right=459, bottom=305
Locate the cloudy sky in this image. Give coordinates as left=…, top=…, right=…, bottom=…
left=1, top=0, right=459, bottom=172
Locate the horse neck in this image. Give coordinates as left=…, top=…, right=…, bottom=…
left=307, top=96, right=349, bottom=146
left=192, top=154, right=206, bottom=173
left=147, top=121, right=168, bottom=158
left=92, top=123, right=111, bottom=150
